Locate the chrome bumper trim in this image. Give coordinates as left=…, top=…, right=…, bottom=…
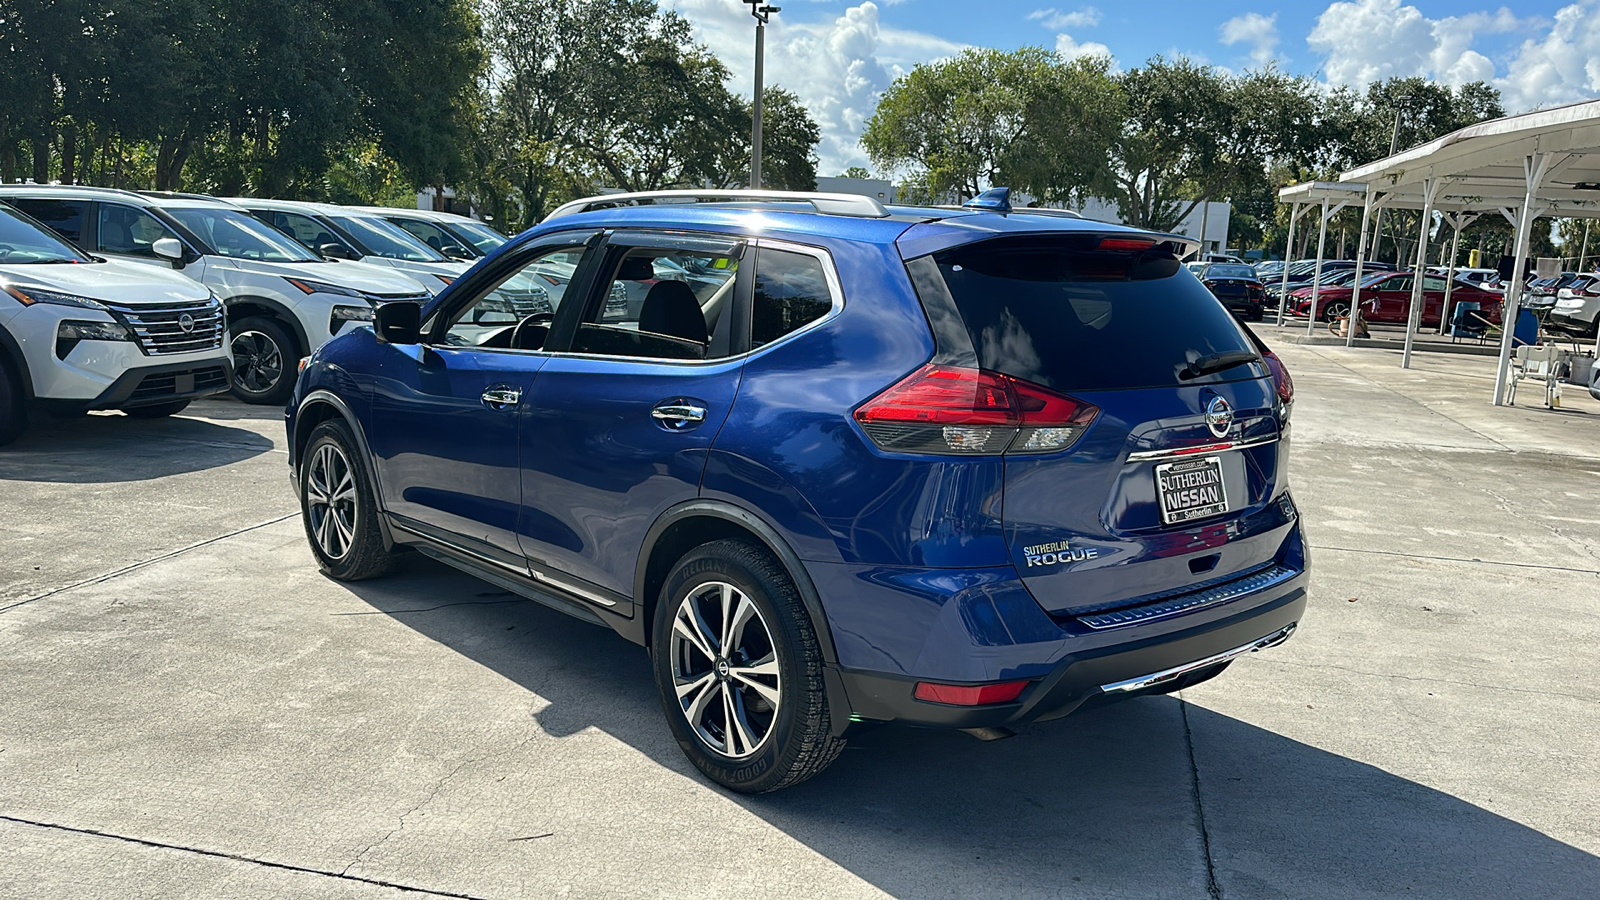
left=1078, top=563, right=1299, bottom=630
left=1126, top=434, right=1279, bottom=462
left=1098, top=623, right=1297, bottom=694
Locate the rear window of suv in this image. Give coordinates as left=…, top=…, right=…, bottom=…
left=906, top=235, right=1259, bottom=391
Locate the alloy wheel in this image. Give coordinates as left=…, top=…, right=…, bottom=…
left=668, top=580, right=782, bottom=759
left=231, top=330, right=283, bottom=394
left=305, top=442, right=357, bottom=561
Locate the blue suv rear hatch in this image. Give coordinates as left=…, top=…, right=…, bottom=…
left=891, top=230, right=1293, bottom=618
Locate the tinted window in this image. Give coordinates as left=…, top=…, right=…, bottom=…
left=98, top=204, right=177, bottom=256
left=10, top=199, right=85, bottom=243
left=752, top=247, right=832, bottom=347
left=450, top=220, right=507, bottom=254
left=0, top=204, right=91, bottom=263
left=1204, top=264, right=1256, bottom=279
left=907, top=237, right=1258, bottom=391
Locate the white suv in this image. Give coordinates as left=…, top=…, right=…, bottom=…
left=0, top=202, right=231, bottom=446
left=0, top=187, right=431, bottom=405
left=226, top=198, right=470, bottom=290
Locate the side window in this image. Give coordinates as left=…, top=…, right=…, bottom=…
left=1387, top=276, right=1413, bottom=292
left=1422, top=276, right=1448, bottom=291
left=270, top=212, right=340, bottom=251
left=751, top=247, right=834, bottom=348
left=12, top=199, right=85, bottom=244
left=439, top=246, right=588, bottom=350
left=395, top=219, right=467, bottom=256
left=97, top=204, right=176, bottom=256
left=569, top=246, right=739, bottom=361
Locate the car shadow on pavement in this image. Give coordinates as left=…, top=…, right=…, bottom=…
left=343, top=555, right=1600, bottom=900
left=0, top=411, right=276, bottom=483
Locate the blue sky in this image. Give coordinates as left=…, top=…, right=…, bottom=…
left=664, top=1, right=1600, bottom=173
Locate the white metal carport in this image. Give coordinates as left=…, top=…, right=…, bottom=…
left=1337, top=99, right=1600, bottom=405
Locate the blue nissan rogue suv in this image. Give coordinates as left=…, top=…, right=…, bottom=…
left=286, top=189, right=1307, bottom=793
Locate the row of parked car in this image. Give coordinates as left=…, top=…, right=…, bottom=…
left=0, top=185, right=511, bottom=445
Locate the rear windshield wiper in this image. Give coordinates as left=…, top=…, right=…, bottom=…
left=1181, top=349, right=1260, bottom=380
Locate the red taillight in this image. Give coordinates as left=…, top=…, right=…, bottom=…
left=854, top=365, right=1099, bottom=455
left=1262, top=349, right=1294, bottom=407
left=914, top=679, right=1030, bottom=706
left=1097, top=237, right=1157, bottom=252
left=1202, top=279, right=1216, bottom=287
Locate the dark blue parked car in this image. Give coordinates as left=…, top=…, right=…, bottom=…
left=286, top=189, right=1307, bottom=793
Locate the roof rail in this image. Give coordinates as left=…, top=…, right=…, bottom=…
left=543, top=189, right=890, bottom=222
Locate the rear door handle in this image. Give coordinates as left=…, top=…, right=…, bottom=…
left=651, top=403, right=707, bottom=430
left=481, top=385, right=522, bottom=410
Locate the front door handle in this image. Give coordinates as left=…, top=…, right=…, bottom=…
left=481, top=385, right=522, bottom=410
left=651, top=403, right=707, bottom=430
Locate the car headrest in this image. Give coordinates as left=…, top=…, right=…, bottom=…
left=617, top=256, right=655, bottom=280
left=638, top=280, right=707, bottom=344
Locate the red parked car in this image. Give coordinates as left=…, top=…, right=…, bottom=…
left=1292, top=271, right=1503, bottom=326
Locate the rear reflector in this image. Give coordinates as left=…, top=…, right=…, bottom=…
left=854, top=365, right=1099, bottom=456
left=914, top=680, right=1030, bottom=706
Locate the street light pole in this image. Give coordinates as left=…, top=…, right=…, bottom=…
left=1371, top=95, right=1413, bottom=263
left=744, top=2, right=780, bottom=189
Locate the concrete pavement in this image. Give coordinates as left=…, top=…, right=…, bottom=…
left=1, top=344, right=1596, bottom=899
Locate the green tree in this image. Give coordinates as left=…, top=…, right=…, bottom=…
left=863, top=48, right=1116, bottom=202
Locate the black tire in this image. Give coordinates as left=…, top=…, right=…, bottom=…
left=299, top=419, right=397, bottom=580
left=229, top=316, right=298, bottom=405
left=0, top=358, right=26, bottom=447
left=651, top=538, right=844, bottom=793
left=123, top=400, right=190, bottom=418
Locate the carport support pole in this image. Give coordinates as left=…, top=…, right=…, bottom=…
left=1437, top=213, right=1468, bottom=335
left=1345, top=187, right=1374, bottom=348
left=1494, top=153, right=1556, bottom=406
left=1306, top=197, right=1330, bottom=338
left=1401, top=178, right=1439, bottom=369
left=1277, top=201, right=1302, bottom=325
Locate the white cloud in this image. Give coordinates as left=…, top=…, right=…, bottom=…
left=1027, top=7, right=1101, bottom=31
left=1055, top=33, right=1113, bottom=62
left=664, top=1, right=964, bottom=175
left=1306, top=0, right=1518, bottom=91
left=1219, top=12, right=1280, bottom=67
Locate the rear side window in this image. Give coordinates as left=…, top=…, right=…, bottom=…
left=98, top=204, right=177, bottom=256
left=11, top=199, right=85, bottom=244
left=906, top=236, right=1258, bottom=391
left=752, top=247, right=832, bottom=347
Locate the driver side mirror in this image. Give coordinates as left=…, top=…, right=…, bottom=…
left=319, top=242, right=357, bottom=261
left=151, top=237, right=187, bottom=269
left=441, top=245, right=472, bottom=261
left=375, top=301, right=421, bottom=344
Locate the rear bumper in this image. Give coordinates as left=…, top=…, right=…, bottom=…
left=836, top=580, right=1305, bottom=729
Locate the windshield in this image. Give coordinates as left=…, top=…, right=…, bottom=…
left=166, top=207, right=320, bottom=262
left=448, top=220, right=507, bottom=253
left=329, top=215, right=445, bottom=262
left=0, top=205, right=92, bottom=264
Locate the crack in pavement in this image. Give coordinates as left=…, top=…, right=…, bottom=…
left=1179, top=699, right=1224, bottom=900
left=0, top=514, right=298, bottom=615
left=1478, top=485, right=1600, bottom=567
left=1310, top=544, right=1600, bottom=576
left=0, top=814, right=494, bottom=899
left=1256, top=658, right=1599, bottom=705
left=341, top=735, right=542, bottom=878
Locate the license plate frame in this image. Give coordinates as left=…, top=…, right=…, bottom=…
left=1155, top=455, right=1230, bottom=525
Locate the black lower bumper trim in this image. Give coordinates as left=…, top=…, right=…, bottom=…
left=91, top=360, right=233, bottom=410
left=837, top=587, right=1306, bottom=729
